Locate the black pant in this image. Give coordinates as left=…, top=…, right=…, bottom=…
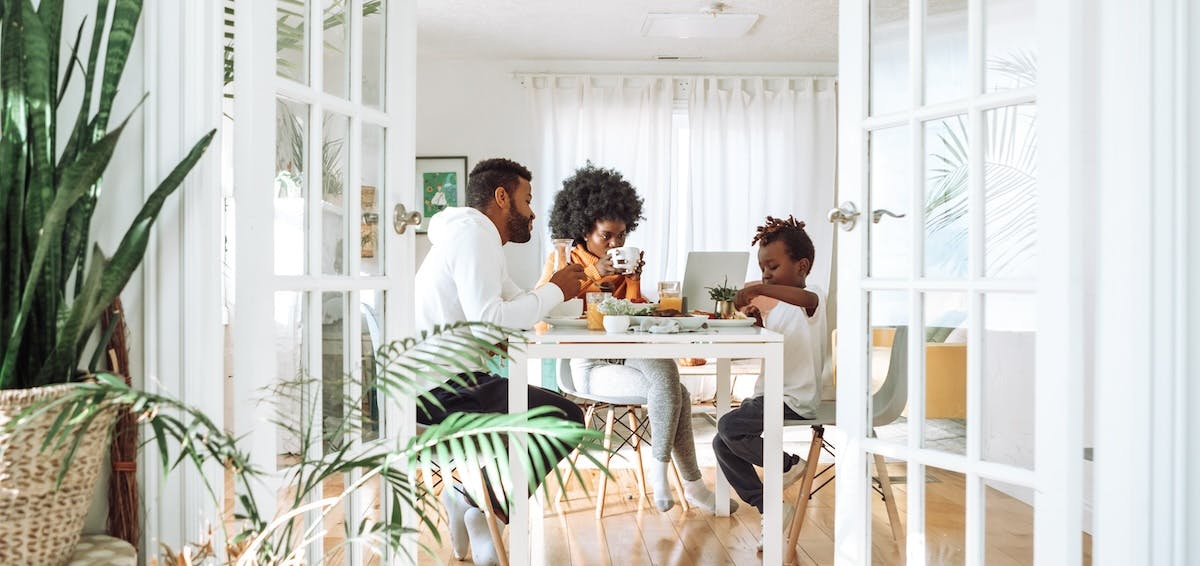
left=418, top=372, right=585, bottom=520
left=712, top=396, right=804, bottom=513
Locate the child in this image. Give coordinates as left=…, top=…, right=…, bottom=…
left=711, top=215, right=832, bottom=548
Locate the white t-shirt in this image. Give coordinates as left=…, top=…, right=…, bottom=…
left=750, top=284, right=831, bottom=418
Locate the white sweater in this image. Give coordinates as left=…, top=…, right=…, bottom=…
left=416, top=207, right=564, bottom=333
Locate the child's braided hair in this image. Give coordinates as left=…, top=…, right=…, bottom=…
left=751, top=215, right=815, bottom=263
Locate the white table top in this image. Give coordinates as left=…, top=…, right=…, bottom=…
left=520, top=326, right=783, bottom=344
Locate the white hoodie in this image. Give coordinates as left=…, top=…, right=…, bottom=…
left=416, top=207, right=564, bottom=332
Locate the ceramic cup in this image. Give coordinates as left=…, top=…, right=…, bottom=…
left=602, top=315, right=630, bottom=334
left=606, top=246, right=641, bottom=274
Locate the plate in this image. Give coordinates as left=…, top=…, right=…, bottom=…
left=630, top=315, right=707, bottom=330
left=544, top=316, right=587, bottom=328
left=705, top=318, right=756, bottom=327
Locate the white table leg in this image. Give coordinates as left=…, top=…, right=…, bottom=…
left=529, top=358, right=545, bottom=566
left=715, top=357, right=732, bottom=516
left=508, top=353, right=529, bottom=565
left=762, top=344, right=784, bottom=566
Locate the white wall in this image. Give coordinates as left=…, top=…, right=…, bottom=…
left=415, top=58, right=837, bottom=288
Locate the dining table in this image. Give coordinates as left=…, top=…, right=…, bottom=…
left=505, top=322, right=790, bottom=565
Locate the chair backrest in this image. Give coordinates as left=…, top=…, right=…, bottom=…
left=871, top=326, right=909, bottom=428
left=556, top=358, right=579, bottom=395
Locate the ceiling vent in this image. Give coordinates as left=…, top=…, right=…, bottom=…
left=641, top=3, right=760, bottom=39
left=655, top=55, right=706, bottom=61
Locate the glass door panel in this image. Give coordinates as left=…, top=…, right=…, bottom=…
left=984, top=0, right=1037, bottom=92
left=870, top=0, right=910, bottom=116
left=923, top=0, right=969, bottom=106
left=923, top=114, right=970, bottom=279
left=869, top=127, right=913, bottom=278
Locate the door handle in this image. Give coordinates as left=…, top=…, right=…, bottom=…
left=871, top=209, right=906, bottom=223
left=827, top=202, right=861, bottom=231
left=393, top=203, right=422, bottom=234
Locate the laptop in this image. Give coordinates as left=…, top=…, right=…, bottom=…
left=681, top=251, right=751, bottom=313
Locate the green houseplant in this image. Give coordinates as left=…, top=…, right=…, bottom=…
left=0, top=0, right=214, bottom=562
left=21, top=323, right=604, bottom=565
left=705, top=277, right=739, bottom=319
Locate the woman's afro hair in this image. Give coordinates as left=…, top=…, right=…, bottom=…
left=548, top=162, right=644, bottom=242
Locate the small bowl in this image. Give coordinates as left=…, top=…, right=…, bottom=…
left=676, top=315, right=707, bottom=331
left=602, top=315, right=630, bottom=334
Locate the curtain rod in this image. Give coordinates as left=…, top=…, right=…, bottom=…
left=512, top=72, right=838, bottom=82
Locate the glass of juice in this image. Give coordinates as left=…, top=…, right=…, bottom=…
left=657, top=281, right=682, bottom=312
left=586, top=291, right=609, bottom=330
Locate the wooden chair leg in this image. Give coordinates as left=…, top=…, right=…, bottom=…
left=595, top=406, right=617, bottom=520
left=785, top=426, right=825, bottom=565
left=475, top=471, right=509, bottom=566
left=874, top=452, right=905, bottom=544
left=556, top=403, right=595, bottom=507
left=669, top=459, right=690, bottom=512
left=628, top=407, right=648, bottom=501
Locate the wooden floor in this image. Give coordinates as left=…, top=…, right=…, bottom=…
left=414, top=464, right=1093, bottom=566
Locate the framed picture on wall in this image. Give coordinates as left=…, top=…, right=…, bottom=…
left=415, top=156, right=468, bottom=232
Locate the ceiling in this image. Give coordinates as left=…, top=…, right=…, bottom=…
left=416, top=0, right=839, bottom=62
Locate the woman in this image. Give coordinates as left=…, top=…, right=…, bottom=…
left=537, top=163, right=733, bottom=514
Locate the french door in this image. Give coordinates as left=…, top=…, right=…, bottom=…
left=834, top=0, right=1065, bottom=564
left=232, top=0, right=417, bottom=564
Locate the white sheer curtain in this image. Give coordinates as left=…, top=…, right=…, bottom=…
left=685, top=76, right=838, bottom=292
left=525, top=75, right=674, bottom=288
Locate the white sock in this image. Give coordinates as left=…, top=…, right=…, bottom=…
left=464, top=507, right=500, bottom=566
left=684, top=478, right=739, bottom=514
left=440, top=487, right=471, bottom=560
left=650, top=460, right=675, bottom=512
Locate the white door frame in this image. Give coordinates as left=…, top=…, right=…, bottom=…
left=1089, top=0, right=1195, bottom=564
left=142, top=0, right=226, bottom=553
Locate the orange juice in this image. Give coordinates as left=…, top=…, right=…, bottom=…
left=586, top=308, right=605, bottom=330
left=658, top=296, right=683, bottom=312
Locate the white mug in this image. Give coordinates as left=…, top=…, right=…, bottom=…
left=606, top=246, right=641, bottom=274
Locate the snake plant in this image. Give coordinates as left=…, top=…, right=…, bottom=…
left=0, top=0, right=214, bottom=389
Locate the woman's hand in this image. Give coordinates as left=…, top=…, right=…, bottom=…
left=595, top=255, right=619, bottom=277
left=630, top=251, right=646, bottom=278
left=734, top=286, right=760, bottom=308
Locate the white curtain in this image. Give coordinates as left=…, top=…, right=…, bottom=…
left=686, top=76, right=838, bottom=292
left=525, top=75, right=674, bottom=288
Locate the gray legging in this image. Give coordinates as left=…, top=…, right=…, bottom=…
left=569, top=358, right=702, bottom=481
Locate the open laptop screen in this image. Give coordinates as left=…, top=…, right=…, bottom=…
left=681, top=251, right=750, bottom=313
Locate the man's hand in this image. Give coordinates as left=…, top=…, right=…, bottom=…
left=549, top=264, right=587, bottom=299
left=734, top=285, right=761, bottom=308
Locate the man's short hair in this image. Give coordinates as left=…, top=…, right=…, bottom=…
left=466, top=158, right=533, bottom=211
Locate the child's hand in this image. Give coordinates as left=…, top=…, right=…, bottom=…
left=734, top=286, right=760, bottom=308
left=740, top=304, right=764, bottom=327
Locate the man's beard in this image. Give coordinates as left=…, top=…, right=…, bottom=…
left=507, top=202, right=533, bottom=243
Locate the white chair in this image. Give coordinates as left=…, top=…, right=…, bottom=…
left=553, top=359, right=689, bottom=518
left=782, top=326, right=909, bottom=564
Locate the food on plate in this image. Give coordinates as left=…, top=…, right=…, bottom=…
left=651, top=308, right=684, bottom=317
left=689, top=310, right=716, bottom=319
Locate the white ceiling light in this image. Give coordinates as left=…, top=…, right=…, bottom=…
left=641, top=2, right=760, bottom=39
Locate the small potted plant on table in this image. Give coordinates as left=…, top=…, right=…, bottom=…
left=706, top=277, right=740, bottom=319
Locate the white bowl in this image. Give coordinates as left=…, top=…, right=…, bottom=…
left=602, top=315, right=630, bottom=334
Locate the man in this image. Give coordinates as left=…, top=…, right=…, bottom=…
left=415, top=157, right=585, bottom=565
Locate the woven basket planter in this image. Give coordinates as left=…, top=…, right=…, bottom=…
left=0, top=384, right=118, bottom=565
